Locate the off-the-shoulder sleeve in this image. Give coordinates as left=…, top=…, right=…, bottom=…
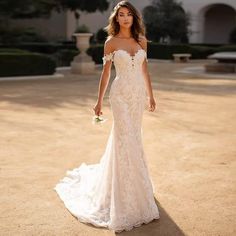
left=144, top=50, right=148, bottom=63
left=102, top=52, right=114, bottom=65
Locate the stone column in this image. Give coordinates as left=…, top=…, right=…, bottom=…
left=71, top=33, right=95, bottom=74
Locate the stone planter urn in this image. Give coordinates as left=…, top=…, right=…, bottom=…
left=71, top=33, right=95, bottom=74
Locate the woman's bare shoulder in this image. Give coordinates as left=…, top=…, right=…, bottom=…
left=104, top=36, right=117, bottom=53
left=138, top=35, right=147, bottom=50
left=139, top=35, right=147, bottom=43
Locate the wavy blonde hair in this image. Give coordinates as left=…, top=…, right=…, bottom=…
left=104, top=1, right=146, bottom=43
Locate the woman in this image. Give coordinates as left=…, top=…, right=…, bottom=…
left=54, top=1, right=160, bottom=233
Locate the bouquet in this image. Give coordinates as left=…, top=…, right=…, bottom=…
left=92, top=115, right=107, bottom=125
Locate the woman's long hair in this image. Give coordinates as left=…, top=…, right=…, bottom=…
left=104, top=1, right=146, bottom=43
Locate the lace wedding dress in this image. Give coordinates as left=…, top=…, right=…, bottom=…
left=54, top=48, right=160, bottom=233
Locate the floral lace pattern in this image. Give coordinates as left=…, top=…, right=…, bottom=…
left=102, top=53, right=114, bottom=65
left=102, top=49, right=148, bottom=65
left=54, top=48, right=160, bottom=233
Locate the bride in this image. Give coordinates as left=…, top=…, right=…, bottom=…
left=54, top=0, right=160, bottom=233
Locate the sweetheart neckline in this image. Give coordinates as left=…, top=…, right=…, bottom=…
left=113, top=49, right=146, bottom=58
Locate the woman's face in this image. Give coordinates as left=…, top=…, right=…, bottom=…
left=116, top=7, right=133, bottom=29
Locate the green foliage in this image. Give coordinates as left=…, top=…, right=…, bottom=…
left=0, top=42, right=77, bottom=53
left=75, top=24, right=90, bottom=33
left=143, top=0, right=190, bottom=43
left=87, top=44, right=104, bottom=64
left=214, top=45, right=236, bottom=52
left=0, top=27, right=47, bottom=44
left=0, top=0, right=58, bottom=19
left=147, top=43, right=215, bottom=59
left=52, top=49, right=79, bottom=66
left=0, top=0, right=110, bottom=33
left=58, top=0, right=109, bottom=13
left=229, top=28, right=236, bottom=44
left=142, top=6, right=160, bottom=42
left=0, top=43, right=59, bottom=53
left=2, top=43, right=235, bottom=69
left=86, top=43, right=236, bottom=63
left=0, top=51, right=56, bottom=76
left=59, top=0, right=110, bottom=29
left=96, top=28, right=108, bottom=43
left=0, top=48, right=29, bottom=53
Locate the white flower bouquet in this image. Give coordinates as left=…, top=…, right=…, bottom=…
left=92, top=115, right=108, bottom=125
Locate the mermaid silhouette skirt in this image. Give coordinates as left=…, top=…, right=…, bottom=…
left=54, top=49, right=160, bottom=232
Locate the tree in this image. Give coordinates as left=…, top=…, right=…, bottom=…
left=58, top=0, right=109, bottom=28
left=0, top=0, right=58, bottom=19
left=0, top=0, right=110, bottom=29
left=229, top=27, right=236, bottom=44
left=0, top=0, right=59, bottom=28
left=143, top=0, right=190, bottom=43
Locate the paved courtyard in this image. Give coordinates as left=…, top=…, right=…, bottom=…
left=0, top=60, right=235, bottom=236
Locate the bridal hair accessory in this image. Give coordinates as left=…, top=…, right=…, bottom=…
left=92, top=115, right=108, bottom=125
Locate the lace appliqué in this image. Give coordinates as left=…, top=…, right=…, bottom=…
left=54, top=47, right=159, bottom=234
left=102, top=52, right=114, bottom=65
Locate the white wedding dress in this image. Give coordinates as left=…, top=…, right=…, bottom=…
left=54, top=48, right=160, bottom=233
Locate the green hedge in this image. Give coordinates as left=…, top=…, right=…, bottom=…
left=0, top=52, right=56, bottom=77
left=1, top=43, right=236, bottom=67
left=52, top=49, right=80, bottom=67
left=147, top=43, right=216, bottom=59
left=214, top=45, right=236, bottom=52
left=0, top=27, right=48, bottom=44
left=87, top=44, right=104, bottom=64
left=0, top=42, right=77, bottom=54
left=0, top=48, right=30, bottom=53
left=87, top=43, right=236, bottom=63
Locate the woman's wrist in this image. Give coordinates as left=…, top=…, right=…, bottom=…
left=147, top=95, right=154, bottom=99
left=97, top=98, right=103, bottom=104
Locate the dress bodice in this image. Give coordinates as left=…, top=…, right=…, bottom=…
left=102, top=49, right=148, bottom=78
left=102, top=49, right=148, bottom=104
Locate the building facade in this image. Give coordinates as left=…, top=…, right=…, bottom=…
left=12, top=0, right=236, bottom=44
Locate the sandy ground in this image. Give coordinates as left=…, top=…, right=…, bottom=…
left=0, top=61, right=236, bottom=236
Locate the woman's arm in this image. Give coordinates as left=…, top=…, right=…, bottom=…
left=93, top=39, right=114, bottom=116
left=140, top=37, right=156, bottom=112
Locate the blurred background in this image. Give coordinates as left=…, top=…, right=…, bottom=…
left=0, top=0, right=235, bottom=76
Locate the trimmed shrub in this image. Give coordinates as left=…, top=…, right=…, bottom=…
left=0, top=27, right=47, bottom=44
left=229, top=28, right=236, bottom=44
left=86, top=43, right=224, bottom=63
left=0, top=42, right=77, bottom=54
left=87, top=44, right=104, bottom=64
left=0, top=52, right=56, bottom=77
left=75, top=25, right=90, bottom=33
left=215, top=45, right=236, bottom=52
left=148, top=43, right=215, bottom=59
left=188, top=46, right=215, bottom=59
left=96, top=28, right=108, bottom=43
left=0, top=48, right=29, bottom=53
left=0, top=43, right=59, bottom=54
left=52, top=49, right=80, bottom=67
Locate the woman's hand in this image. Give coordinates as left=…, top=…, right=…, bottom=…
left=93, top=101, right=103, bottom=116
left=148, top=96, right=156, bottom=112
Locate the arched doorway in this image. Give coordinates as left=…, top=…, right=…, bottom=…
left=203, top=4, right=236, bottom=44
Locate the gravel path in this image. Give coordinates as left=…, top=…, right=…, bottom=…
left=0, top=61, right=235, bottom=236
